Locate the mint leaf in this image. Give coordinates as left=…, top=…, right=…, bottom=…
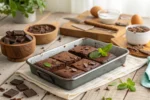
left=98, top=48, right=108, bottom=56
left=128, top=85, right=136, bottom=92
left=44, top=62, right=51, bottom=67
left=108, top=82, right=117, bottom=86
left=102, top=43, right=113, bottom=52
left=117, top=83, right=128, bottom=90
left=127, top=78, right=135, bottom=86
left=89, top=51, right=101, bottom=59
left=117, top=78, right=136, bottom=92
left=106, top=98, right=112, bottom=100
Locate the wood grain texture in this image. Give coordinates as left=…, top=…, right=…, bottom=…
left=60, top=11, right=129, bottom=42
left=0, top=35, right=36, bottom=62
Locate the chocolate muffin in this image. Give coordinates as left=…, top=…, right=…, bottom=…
left=71, top=59, right=101, bottom=72
left=35, top=58, right=65, bottom=72
left=52, top=51, right=81, bottom=65
left=91, top=53, right=116, bottom=64
left=54, top=66, right=84, bottom=78
left=69, top=45, right=97, bottom=57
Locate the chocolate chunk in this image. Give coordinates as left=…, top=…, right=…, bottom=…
left=13, top=30, right=25, bottom=36
left=57, top=37, right=61, bottom=42
left=6, top=31, right=14, bottom=37
left=0, top=87, right=5, bottom=92
left=89, top=62, right=96, bottom=65
left=71, top=68, right=77, bottom=72
left=23, top=89, right=37, bottom=98
left=10, top=79, right=24, bottom=86
left=83, top=63, right=88, bottom=68
left=3, top=37, right=10, bottom=44
left=9, top=38, right=16, bottom=44
left=16, top=36, right=25, bottom=43
left=3, top=89, right=19, bottom=98
left=25, top=35, right=32, bottom=41
left=11, top=98, right=22, bottom=100
left=16, top=84, right=29, bottom=91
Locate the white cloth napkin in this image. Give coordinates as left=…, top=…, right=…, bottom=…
left=16, top=55, right=147, bottom=100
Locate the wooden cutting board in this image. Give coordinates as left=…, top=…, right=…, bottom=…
left=60, top=11, right=131, bottom=42
left=111, top=35, right=150, bottom=58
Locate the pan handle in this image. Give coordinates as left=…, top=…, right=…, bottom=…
left=37, top=70, right=55, bottom=84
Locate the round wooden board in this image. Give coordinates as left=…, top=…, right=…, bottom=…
left=111, top=36, right=150, bottom=58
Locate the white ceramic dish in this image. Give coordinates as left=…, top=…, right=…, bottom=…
left=98, top=9, right=120, bottom=25
left=126, top=25, right=150, bottom=45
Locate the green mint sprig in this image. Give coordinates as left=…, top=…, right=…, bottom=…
left=117, top=78, right=136, bottom=92
left=89, top=43, right=113, bottom=59
left=44, top=62, right=51, bottom=68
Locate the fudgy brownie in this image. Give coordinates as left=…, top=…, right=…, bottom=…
left=91, top=53, right=116, bottom=64
left=71, top=59, right=101, bottom=72
left=35, top=58, right=65, bottom=72
left=69, top=45, right=97, bottom=57
left=52, top=51, right=81, bottom=65
left=54, top=66, right=84, bottom=78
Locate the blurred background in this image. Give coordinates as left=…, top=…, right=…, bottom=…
left=45, top=0, right=150, bottom=17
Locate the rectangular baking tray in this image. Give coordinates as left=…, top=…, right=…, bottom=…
left=27, top=38, right=129, bottom=90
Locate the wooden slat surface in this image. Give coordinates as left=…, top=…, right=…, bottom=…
left=0, top=12, right=149, bottom=100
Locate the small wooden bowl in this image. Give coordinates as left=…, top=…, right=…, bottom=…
left=24, top=22, right=59, bottom=45
left=0, top=35, right=36, bottom=62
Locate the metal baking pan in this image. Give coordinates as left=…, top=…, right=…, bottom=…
left=27, top=38, right=129, bottom=90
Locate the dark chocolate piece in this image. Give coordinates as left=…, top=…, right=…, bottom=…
left=16, top=84, right=29, bottom=91
left=13, top=30, right=25, bottom=36
left=0, top=87, right=5, bottom=92
left=3, top=37, right=10, bottom=44
left=25, top=35, right=32, bottom=41
left=3, top=89, right=19, bottom=98
left=23, top=89, right=37, bottom=98
left=10, top=79, right=24, bottom=86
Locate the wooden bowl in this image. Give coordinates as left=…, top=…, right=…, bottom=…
left=24, top=22, right=59, bottom=45
left=0, top=35, right=36, bottom=62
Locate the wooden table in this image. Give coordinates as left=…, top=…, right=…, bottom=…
left=0, top=12, right=150, bottom=100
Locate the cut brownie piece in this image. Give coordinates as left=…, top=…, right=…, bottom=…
left=91, top=53, right=116, bottom=64
left=52, top=51, right=81, bottom=65
left=71, top=59, right=101, bottom=72
left=3, top=89, right=19, bottom=98
left=23, top=89, right=37, bottom=98
left=69, top=45, right=97, bottom=57
left=35, top=58, right=65, bottom=72
left=16, top=84, right=29, bottom=91
left=10, top=79, right=24, bottom=86
left=54, top=66, right=84, bottom=78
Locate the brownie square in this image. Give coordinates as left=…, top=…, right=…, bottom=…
left=10, top=79, right=24, bottom=86
left=91, top=53, right=116, bottom=64
left=35, top=58, right=65, bottom=72
left=16, top=84, right=29, bottom=91
left=23, top=89, right=37, bottom=98
left=69, top=45, right=97, bottom=57
left=71, top=59, right=101, bottom=72
left=54, top=66, right=84, bottom=78
left=3, top=89, right=19, bottom=98
left=52, top=51, right=81, bottom=65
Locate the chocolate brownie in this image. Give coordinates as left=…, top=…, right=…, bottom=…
left=91, top=53, right=116, bottom=64
left=52, top=51, right=81, bottom=65
left=69, top=45, right=97, bottom=57
left=54, top=66, right=84, bottom=78
left=35, top=58, right=65, bottom=72
left=71, top=59, right=101, bottom=72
